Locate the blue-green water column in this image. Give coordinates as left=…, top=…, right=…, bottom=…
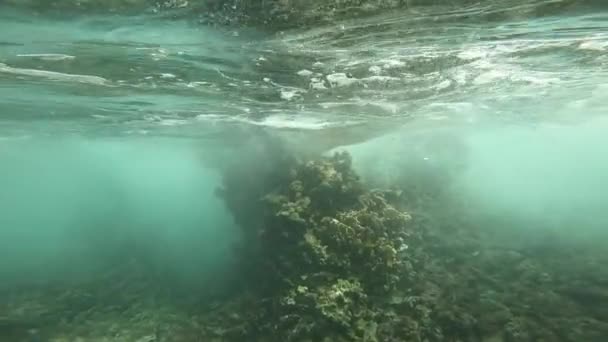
left=0, top=137, right=240, bottom=288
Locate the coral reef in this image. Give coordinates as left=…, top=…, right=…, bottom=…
left=2, top=149, right=608, bottom=342
left=214, top=147, right=608, bottom=342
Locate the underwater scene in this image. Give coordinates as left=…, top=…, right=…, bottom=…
left=1, top=0, right=608, bottom=341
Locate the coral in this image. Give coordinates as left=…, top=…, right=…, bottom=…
left=251, top=152, right=414, bottom=296
left=216, top=149, right=424, bottom=341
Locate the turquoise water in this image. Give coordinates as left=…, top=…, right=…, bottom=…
left=1, top=1, right=608, bottom=341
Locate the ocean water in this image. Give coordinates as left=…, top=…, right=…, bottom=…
left=1, top=1, right=608, bottom=341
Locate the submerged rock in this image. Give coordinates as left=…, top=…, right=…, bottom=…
left=217, top=149, right=431, bottom=340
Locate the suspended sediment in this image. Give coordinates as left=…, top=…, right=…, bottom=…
left=2, top=140, right=607, bottom=342
left=1, top=1, right=608, bottom=341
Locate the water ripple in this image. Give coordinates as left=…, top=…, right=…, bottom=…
left=0, top=2, right=607, bottom=138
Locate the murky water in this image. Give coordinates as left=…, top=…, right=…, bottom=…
left=1, top=0, right=608, bottom=341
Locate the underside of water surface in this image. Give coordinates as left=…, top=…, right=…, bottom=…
left=1, top=0, right=608, bottom=341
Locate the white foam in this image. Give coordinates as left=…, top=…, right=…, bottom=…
left=472, top=68, right=510, bottom=85
left=0, top=63, right=109, bottom=86
left=157, top=119, right=187, bottom=126
left=354, top=100, right=399, bottom=114
left=239, top=115, right=337, bottom=130
left=457, top=47, right=489, bottom=60
left=193, top=112, right=356, bottom=131
left=361, top=75, right=400, bottom=83
left=309, top=78, right=327, bottom=90
left=297, top=69, right=313, bottom=77
left=434, top=79, right=452, bottom=90
left=16, top=54, right=75, bottom=61
left=368, top=65, right=382, bottom=75
left=381, top=59, right=406, bottom=69
left=326, top=73, right=358, bottom=87
left=579, top=40, right=608, bottom=51
left=280, top=89, right=301, bottom=101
